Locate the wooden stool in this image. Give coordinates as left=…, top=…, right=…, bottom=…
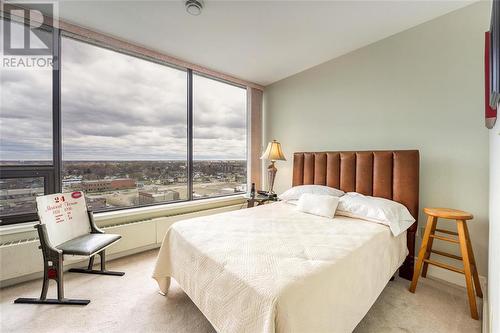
left=409, top=208, right=483, bottom=319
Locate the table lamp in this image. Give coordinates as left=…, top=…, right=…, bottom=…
left=260, top=140, right=286, bottom=194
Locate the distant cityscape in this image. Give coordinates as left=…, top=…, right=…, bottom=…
left=0, top=160, right=247, bottom=217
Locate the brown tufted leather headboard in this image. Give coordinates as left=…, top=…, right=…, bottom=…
left=292, top=150, right=419, bottom=280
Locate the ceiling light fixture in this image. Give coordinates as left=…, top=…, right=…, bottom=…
left=185, top=0, right=204, bottom=16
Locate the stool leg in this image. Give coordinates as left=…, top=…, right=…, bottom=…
left=457, top=220, right=479, bottom=320
left=421, top=216, right=437, bottom=278
left=463, top=223, right=483, bottom=298
left=409, top=215, right=436, bottom=293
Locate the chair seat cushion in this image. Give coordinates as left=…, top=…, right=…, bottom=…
left=57, top=233, right=121, bottom=256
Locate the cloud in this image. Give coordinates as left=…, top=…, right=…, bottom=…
left=1, top=34, right=247, bottom=161
left=1, top=65, right=53, bottom=161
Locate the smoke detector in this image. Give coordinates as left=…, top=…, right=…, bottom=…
left=185, top=0, right=204, bottom=16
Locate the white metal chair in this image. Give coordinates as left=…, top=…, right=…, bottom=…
left=14, top=192, right=124, bottom=305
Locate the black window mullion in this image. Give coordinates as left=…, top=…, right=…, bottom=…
left=187, top=69, right=194, bottom=201
left=52, top=27, right=62, bottom=194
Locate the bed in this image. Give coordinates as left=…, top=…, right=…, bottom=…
left=153, top=150, right=419, bottom=333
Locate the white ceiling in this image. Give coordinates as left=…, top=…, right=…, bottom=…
left=53, top=0, right=476, bottom=86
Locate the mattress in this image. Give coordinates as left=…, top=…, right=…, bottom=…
left=153, top=202, right=408, bottom=333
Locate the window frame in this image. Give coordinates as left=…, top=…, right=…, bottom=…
left=60, top=34, right=192, bottom=212
left=0, top=19, right=248, bottom=225
left=0, top=15, right=61, bottom=225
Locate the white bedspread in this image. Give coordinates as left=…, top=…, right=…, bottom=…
left=153, top=202, right=407, bottom=333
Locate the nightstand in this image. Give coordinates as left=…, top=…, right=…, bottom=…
left=244, top=193, right=278, bottom=208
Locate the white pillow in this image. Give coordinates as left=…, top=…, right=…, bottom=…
left=279, top=185, right=345, bottom=202
left=336, top=192, right=415, bottom=236
left=296, top=193, right=339, bottom=218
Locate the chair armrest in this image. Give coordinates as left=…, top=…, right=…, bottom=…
left=87, top=210, right=104, bottom=234
left=35, top=224, right=62, bottom=257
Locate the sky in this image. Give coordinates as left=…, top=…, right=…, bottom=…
left=1, top=30, right=247, bottom=162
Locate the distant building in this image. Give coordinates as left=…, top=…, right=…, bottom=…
left=81, top=180, right=112, bottom=192
left=220, top=187, right=237, bottom=194
left=138, top=190, right=180, bottom=204
left=110, top=179, right=136, bottom=190
left=87, top=197, right=107, bottom=210
left=62, top=177, right=82, bottom=188
left=81, top=178, right=136, bottom=192
left=235, top=184, right=247, bottom=192
left=192, top=192, right=206, bottom=199
left=0, top=187, right=44, bottom=215
left=106, top=191, right=137, bottom=207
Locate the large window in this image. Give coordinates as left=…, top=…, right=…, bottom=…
left=193, top=74, right=247, bottom=198
left=0, top=17, right=55, bottom=224
left=0, top=20, right=53, bottom=165
left=61, top=37, right=188, bottom=210
left=0, top=19, right=248, bottom=225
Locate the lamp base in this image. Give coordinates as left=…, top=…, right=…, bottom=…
left=267, top=161, right=278, bottom=194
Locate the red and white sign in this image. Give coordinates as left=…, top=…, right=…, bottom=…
left=36, top=192, right=91, bottom=246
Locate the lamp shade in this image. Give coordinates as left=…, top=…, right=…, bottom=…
left=260, top=140, right=286, bottom=161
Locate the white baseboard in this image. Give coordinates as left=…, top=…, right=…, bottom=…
left=425, top=265, right=486, bottom=289
left=484, top=296, right=490, bottom=333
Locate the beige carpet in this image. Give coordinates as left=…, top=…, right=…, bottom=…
left=0, top=250, right=481, bottom=333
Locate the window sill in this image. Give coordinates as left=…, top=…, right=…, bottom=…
left=95, top=194, right=246, bottom=226
left=0, top=194, right=246, bottom=237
